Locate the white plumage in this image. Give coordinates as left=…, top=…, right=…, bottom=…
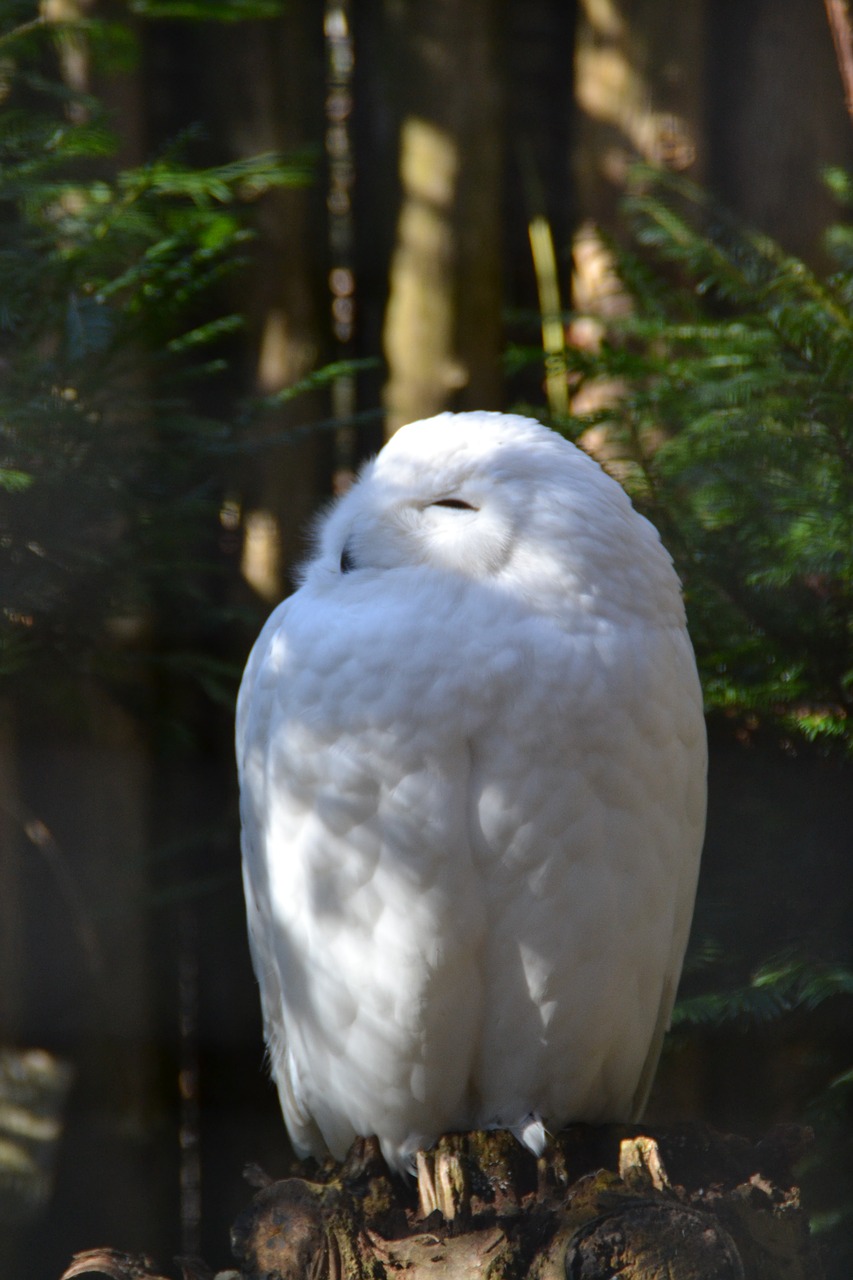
left=236, top=411, right=707, bottom=1173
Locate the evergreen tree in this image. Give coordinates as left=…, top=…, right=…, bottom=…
left=516, top=167, right=851, bottom=757
left=0, top=1, right=309, bottom=712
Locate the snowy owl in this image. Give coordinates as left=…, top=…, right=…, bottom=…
left=236, top=410, right=707, bottom=1174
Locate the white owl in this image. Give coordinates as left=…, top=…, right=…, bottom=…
left=236, top=411, right=707, bottom=1174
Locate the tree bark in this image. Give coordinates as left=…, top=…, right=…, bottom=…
left=381, top=0, right=505, bottom=434
left=573, top=0, right=707, bottom=231
left=707, top=0, right=853, bottom=265
left=194, top=6, right=332, bottom=601
left=58, top=1122, right=820, bottom=1280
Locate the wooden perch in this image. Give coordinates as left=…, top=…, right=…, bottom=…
left=59, top=1122, right=820, bottom=1280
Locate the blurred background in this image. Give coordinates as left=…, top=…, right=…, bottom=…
left=0, top=0, right=851, bottom=1276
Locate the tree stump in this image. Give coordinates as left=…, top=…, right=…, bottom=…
left=60, top=1122, right=820, bottom=1280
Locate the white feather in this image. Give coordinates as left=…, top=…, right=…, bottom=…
left=236, top=411, right=707, bottom=1172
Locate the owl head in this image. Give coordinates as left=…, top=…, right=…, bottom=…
left=303, top=412, right=682, bottom=626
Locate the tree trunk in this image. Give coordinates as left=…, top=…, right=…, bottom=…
left=192, top=6, right=333, bottom=602
left=381, top=0, right=505, bottom=434
left=707, top=0, right=853, bottom=266
left=572, top=0, right=708, bottom=231
left=59, top=1121, right=819, bottom=1280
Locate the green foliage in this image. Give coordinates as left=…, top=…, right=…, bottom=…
left=129, top=0, right=285, bottom=19
left=0, top=7, right=308, bottom=707
left=513, top=167, right=852, bottom=756
left=672, top=953, right=853, bottom=1030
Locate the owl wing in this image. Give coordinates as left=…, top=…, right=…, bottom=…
left=236, top=587, right=487, bottom=1170
left=236, top=600, right=326, bottom=1155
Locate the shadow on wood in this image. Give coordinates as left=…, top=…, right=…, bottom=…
left=58, top=1122, right=820, bottom=1280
